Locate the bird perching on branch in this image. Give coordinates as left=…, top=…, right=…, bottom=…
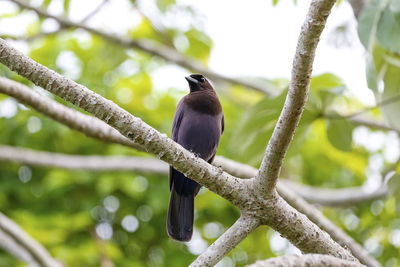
left=167, top=74, right=224, bottom=241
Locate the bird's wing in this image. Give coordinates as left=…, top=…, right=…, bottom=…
left=221, top=114, right=225, bottom=135
left=171, top=100, right=185, bottom=142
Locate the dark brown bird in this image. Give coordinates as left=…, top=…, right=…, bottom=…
left=167, top=74, right=224, bottom=241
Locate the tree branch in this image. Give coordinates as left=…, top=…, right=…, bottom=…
left=190, top=215, right=260, bottom=267
left=0, top=37, right=361, bottom=264
left=8, top=0, right=276, bottom=96
left=262, top=192, right=356, bottom=261
left=0, top=144, right=388, bottom=207
left=0, top=37, right=249, bottom=206
left=0, top=212, right=62, bottom=267
left=247, top=254, right=365, bottom=267
left=0, top=145, right=379, bottom=265
left=276, top=185, right=381, bottom=267
left=0, top=144, right=168, bottom=173
left=0, top=65, right=368, bottom=264
left=282, top=180, right=388, bottom=207
left=255, top=0, right=336, bottom=194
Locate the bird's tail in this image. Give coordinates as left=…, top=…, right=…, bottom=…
left=167, top=185, right=194, bottom=241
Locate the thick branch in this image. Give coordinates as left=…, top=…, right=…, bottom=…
left=276, top=186, right=381, bottom=267
left=0, top=213, right=62, bottom=267
left=256, top=0, right=336, bottom=194
left=190, top=215, right=260, bottom=267
left=283, top=180, right=388, bottom=207
left=262, top=192, right=356, bottom=261
left=247, top=254, right=365, bottom=267
left=8, top=0, right=275, bottom=96
left=0, top=38, right=249, bottom=206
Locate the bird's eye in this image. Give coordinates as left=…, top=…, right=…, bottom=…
left=200, top=77, right=205, bottom=82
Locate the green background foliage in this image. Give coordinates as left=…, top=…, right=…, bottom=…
left=0, top=0, right=400, bottom=266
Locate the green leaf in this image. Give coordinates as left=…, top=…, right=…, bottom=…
left=365, top=53, right=378, bottom=91
left=63, top=0, right=71, bottom=14
left=309, top=73, right=345, bottom=113
left=232, top=89, right=318, bottom=165
left=388, top=175, right=400, bottom=215
left=371, top=45, right=400, bottom=129
left=376, top=4, right=400, bottom=54
left=326, top=118, right=354, bottom=152
left=357, top=0, right=387, bottom=51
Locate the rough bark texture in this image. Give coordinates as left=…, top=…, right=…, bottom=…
left=256, top=0, right=336, bottom=194
left=190, top=215, right=260, bottom=267
left=277, top=186, right=381, bottom=267
left=0, top=37, right=358, bottom=264
left=0, top=38, right=249, bottom=206
left=9, top=0, right=276, bottom=96
left=247, top=254, right=366, bottom=267
left=0, top=213, right=62, bottom=267
left=0, top=0, right=381, bottom=265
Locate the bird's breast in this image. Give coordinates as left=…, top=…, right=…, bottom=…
left=177, top=109, right=222, bottom=160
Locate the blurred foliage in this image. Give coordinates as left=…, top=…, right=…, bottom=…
left=0, top=0, right=399, bottom=266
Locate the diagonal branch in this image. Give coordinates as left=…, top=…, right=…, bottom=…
left=276, top=185, right=381, bottom=267
left=0, top=37, right=249, bottom=206
left=8, top=0, right=275, bottom=96
left=0, top=212, right=62, bottom=267
left=0, top=40, right=376, bottom=266
left=190, top=215, right=260, bottom=267
left=247, top=254, right=365, bottom=267
left=255, top=0, right=337, bottom=195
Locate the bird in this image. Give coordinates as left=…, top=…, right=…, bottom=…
left=167, top=74, right=224, bottom=241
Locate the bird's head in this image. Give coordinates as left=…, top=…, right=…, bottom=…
left=185, top=74, right=213, bottom=93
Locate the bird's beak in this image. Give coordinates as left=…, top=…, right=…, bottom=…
left=185, top=76, right=198, bottom=84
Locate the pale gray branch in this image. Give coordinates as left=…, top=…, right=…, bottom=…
left=0, top=37, right=249, bottom=206
left=0, top=229, right=39, bottom=266
left=0, top=37, right=361, bottom=264
left=276, top=186, right=381, bottom=267
left=283, top=180, right=388, bottom=207
left=348, top=116, right=399, bottom=133
left=256, top=0, right=336, bottom=194
left=190, top=215, right=260, bottom=267
left=8, top=0, right=275, bottom=96
left=0, top=213, right=62, bottom=267
left=262, top=192, right=356, bottom=261
left=247, top=254, right=365, bottom=267
left=0, top=145, right=168, bottom=173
